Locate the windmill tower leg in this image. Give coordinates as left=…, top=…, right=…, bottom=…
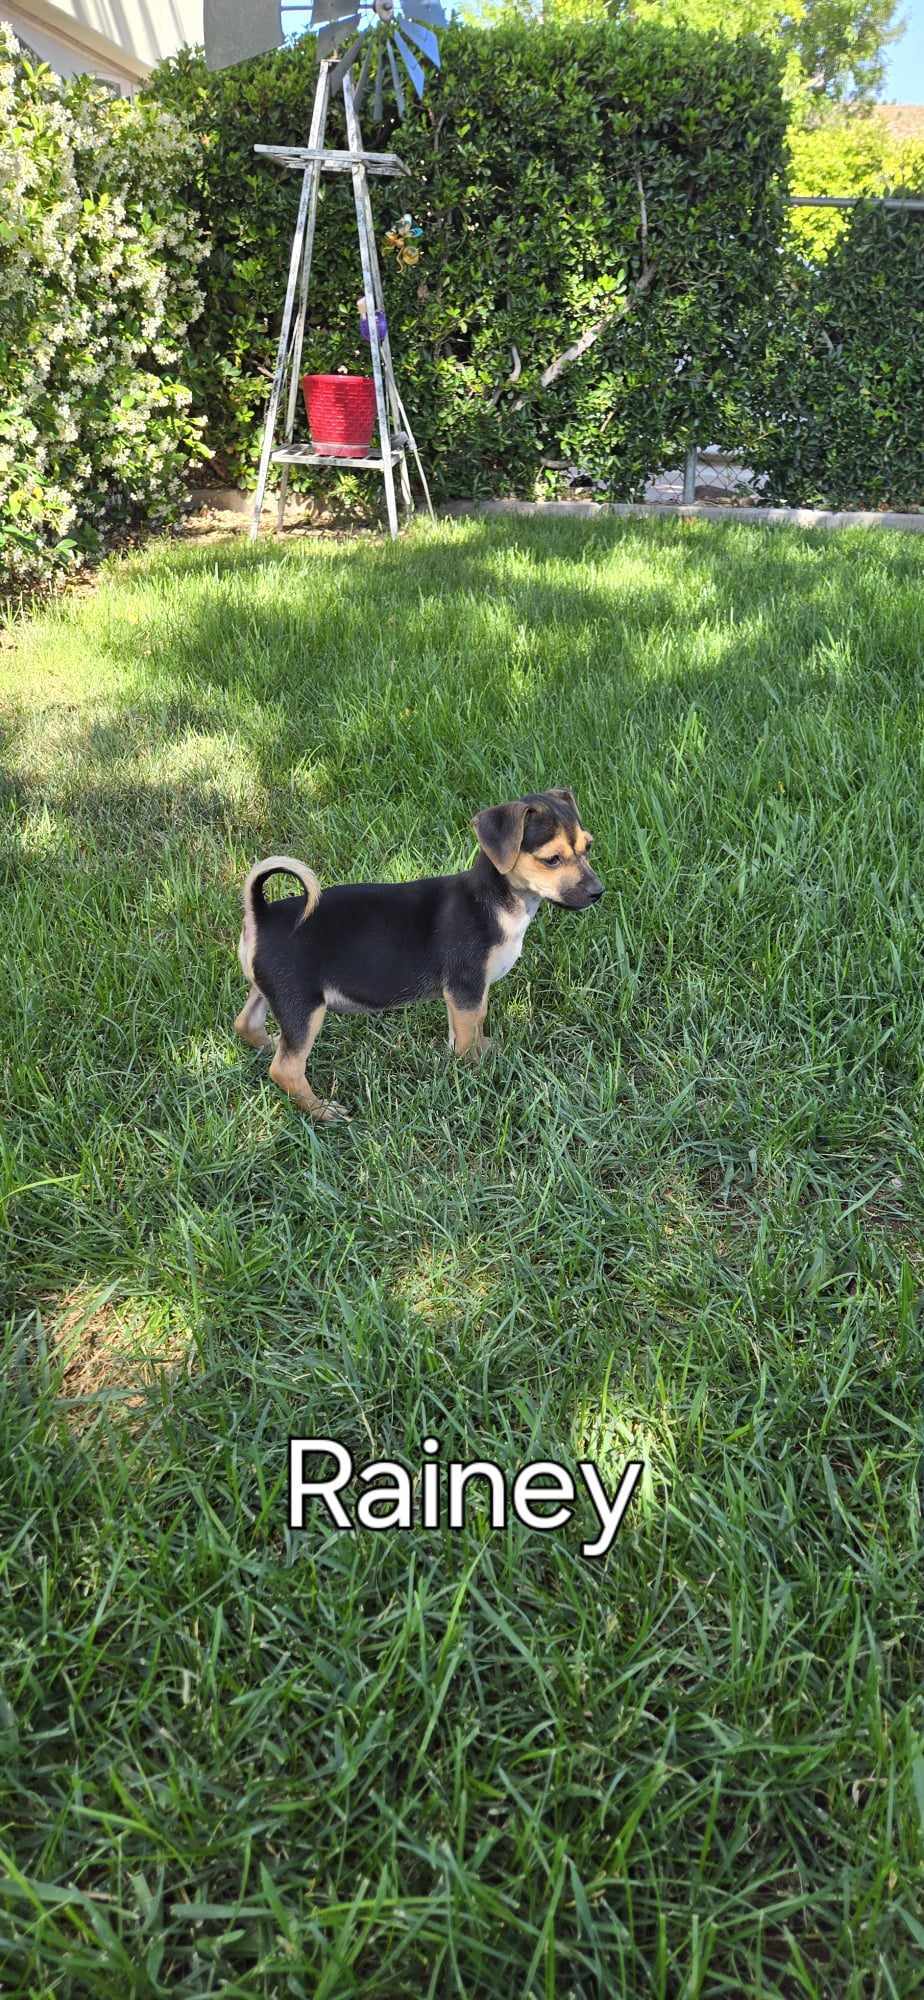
left=342, top=72, right=400, bottom=540
left=352, top=164, right=413, bottom=516
left=275, top=62, right=332, bottom=532
left=353, top=140, right=434, bottom=520
left=250, top=62, right=331, bottom=540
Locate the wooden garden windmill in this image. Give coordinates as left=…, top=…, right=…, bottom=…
left=204, top=0, right=445, bottom=538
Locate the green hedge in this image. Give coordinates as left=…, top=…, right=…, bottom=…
left=147, top=22, right=788, bottom=501
left=749, top=197, right=924, bottom=511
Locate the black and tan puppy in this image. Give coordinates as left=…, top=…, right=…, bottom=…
left=234, top=789, right=603, bottom=1121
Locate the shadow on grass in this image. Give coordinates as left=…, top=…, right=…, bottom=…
left=51, top=514, right=922, bottom=869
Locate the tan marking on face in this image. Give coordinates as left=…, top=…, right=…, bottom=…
left=510, top=820, right=596, bottom=900
left=533, top=835, right=573, bottom=862
left=509, top=850, right=584, bottom=902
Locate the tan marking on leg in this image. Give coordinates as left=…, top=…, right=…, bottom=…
left=444, top=991, right=489, bottom=1059
left=268, top=1005, right=349, bottom=1122
left=234, top=983, right=272, bottom=1050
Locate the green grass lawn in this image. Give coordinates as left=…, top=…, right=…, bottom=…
left=2, top=515, right=923, bottom=1997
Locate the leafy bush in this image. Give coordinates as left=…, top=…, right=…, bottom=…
left=747, top=195, right=924, bottom=511
left=147, top=21, right=788, bottom=502
left=0, top=27, right=207, bottom=596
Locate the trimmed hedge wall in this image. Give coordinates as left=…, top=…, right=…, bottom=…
left=148, top=22, right=789, bottom=502
left=753, top=197, right=924, bottom=511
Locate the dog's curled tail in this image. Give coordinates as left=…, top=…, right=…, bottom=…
left=239, top=855, right=322, bottom=980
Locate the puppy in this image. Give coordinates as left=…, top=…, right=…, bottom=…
left=235, top=789, right=603, bottom=1121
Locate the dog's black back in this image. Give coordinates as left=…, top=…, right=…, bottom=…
left=254, top=866, right=507, bottom=1034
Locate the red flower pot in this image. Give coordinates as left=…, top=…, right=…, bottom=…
left=302, top=374, right=377, bottom=458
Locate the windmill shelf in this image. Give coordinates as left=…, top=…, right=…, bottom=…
left=248, top=57, right=434, bottom=541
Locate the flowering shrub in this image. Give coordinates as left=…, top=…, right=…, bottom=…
left=0, top=27, right=207, bottom=596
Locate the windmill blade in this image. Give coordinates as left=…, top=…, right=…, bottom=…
left=398, top=17, right=440, bottom=67
left=204, top=0, right=282, bottom=70
left=352, top=36, right=376, bottom=111
left=330, top=34, right=367, bottom=88
left=401, top=0, right=447, bottom=28
left=386, top=36, right=406, bottom=116
left=316, top=13, right=360, bottom=56
left=308, top=0, right=359, bottom=21
left=393, top=26, right=426, bottom=98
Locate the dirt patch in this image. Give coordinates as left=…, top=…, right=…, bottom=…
left=43, top=1282, right=192, bottom=1425
left=179, top=483, right=382, bottom=545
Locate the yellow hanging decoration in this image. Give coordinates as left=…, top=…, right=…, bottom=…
left=384, top=213, right=424, bottom=268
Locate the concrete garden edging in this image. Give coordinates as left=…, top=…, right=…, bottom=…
left=185, top=489, right=924, bottom=534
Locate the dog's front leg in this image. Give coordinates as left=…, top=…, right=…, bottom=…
left=444, top=989, right=490, bottom=1059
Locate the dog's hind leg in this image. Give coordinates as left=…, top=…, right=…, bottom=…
left=234, top=982, right=273, bottom=1051
left=269, top=1004, right=349, bottom=1123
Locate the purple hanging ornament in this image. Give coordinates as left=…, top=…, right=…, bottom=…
left=357, top=296, right=388, bottom=346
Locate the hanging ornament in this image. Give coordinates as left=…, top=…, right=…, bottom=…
left=384, top=214, right=424, bottom=266
left=357, top=295, right=388, bottom=344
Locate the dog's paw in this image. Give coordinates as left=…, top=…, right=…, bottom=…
left=234, top=1017, right=273, bottom=1051
left=314, top=1098, right=351, bottom=1124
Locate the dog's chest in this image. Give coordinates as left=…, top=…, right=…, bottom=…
left=485, top=902, right=534, bottom=987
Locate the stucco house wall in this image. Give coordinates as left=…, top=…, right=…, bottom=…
left=2, top=0, right=204, bottom=89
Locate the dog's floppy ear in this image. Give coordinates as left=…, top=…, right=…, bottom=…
left=472, top=799, right=530, bottom=874
left=548, top=787, right=579, bottom=815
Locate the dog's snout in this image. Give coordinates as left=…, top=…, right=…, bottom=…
left=582, top=866, right=604, bottom=902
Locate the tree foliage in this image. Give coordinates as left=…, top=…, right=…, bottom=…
left=0, top=27, right=207, bottom=595
left=506, top=0, right=903, bottom=107
left=789, top=111, right=924, bottom=254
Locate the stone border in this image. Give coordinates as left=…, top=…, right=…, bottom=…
left=442, top=498, right=924, bottom=532
left=186, top=488, right=924, bottom=534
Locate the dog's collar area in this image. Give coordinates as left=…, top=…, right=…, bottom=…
left=471, top=853, right=540, bottom=915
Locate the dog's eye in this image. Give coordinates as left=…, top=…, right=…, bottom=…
left=542, top=855, right=563, bottom=868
